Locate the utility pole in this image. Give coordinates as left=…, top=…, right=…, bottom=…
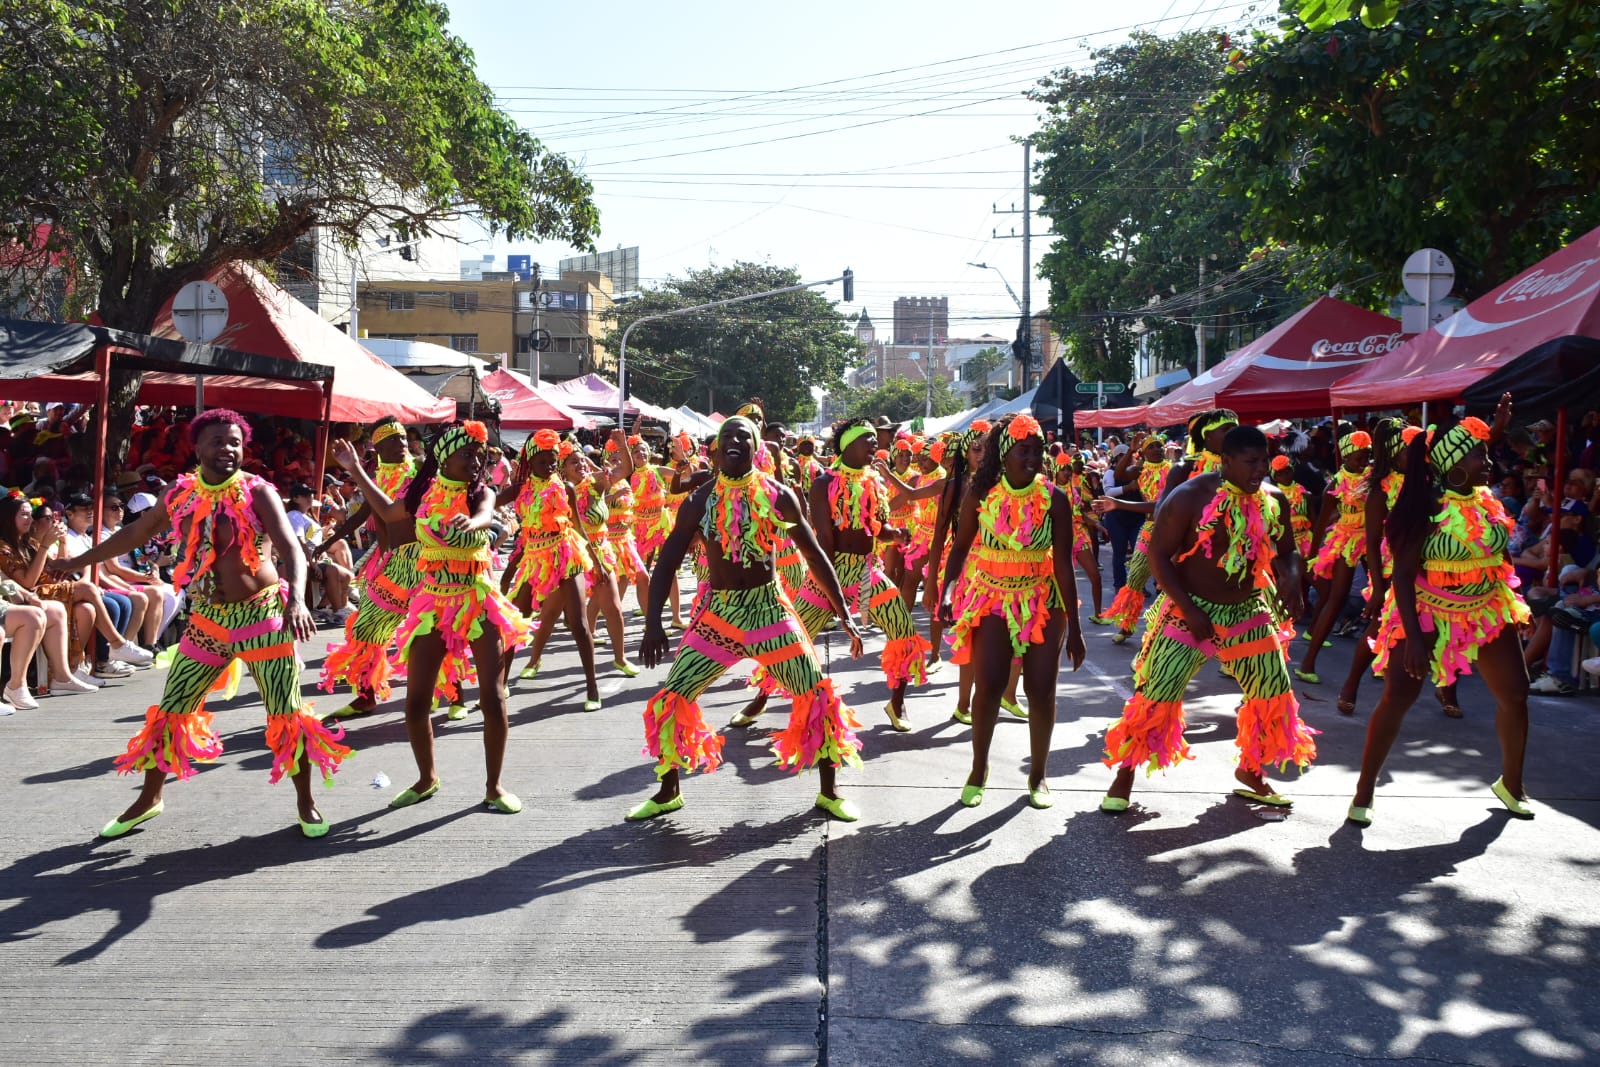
left=530, top=262, right=542, bottom=384
left=994, top=142, right=1042, bottom=391
left=1195, top=258, right=1206, bottom=377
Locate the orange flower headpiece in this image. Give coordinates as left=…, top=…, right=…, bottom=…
left=557, top=438, right=579, bottom=460
left=531, top=428, right=561, bottom=453
left=431, top=421, right=487, bottom=465
left=971, top=419, right=992, bottom=434
left=674, top=431, right=693, bottom=453
left=628, top=434, right=643, bottom=448
left=893, top=436, right=912, bottom=453
left=1338, top=430, right=1372, bottom=458
left=999, top=413, right=1043, bottom=458
left=1270, top=455, right=1291, bottom=472
left=928, top=440, right=946, bottom=464
left=874, top=448, right=889, bottom=462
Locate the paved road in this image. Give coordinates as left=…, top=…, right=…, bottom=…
left=1, top=569, right=1596, bottom=1065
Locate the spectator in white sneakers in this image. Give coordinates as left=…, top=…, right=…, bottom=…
left=0, top=573, right=75, bottom=710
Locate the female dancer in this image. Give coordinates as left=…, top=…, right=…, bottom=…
left=1099, top=431, right=1178, bottom=644
left=331, top=421, right=532, bottom=813
left=1060, top=450, right=1106, bottom=622
left=502, top=429, right=601, bottom=711
left=1348, top=415, right=1532, bottom=825
left=661, top=431, right=706, bottom=628
left=58, top=409, right=346, bottom=837
left=1296, top=430, right=1372, bottom=684
left=941, top=414, right=1086, bottom=808
left=881, top=436, right=917, bottom=586
left=319, top=417, right=424, bottom=718
left=565, top=436, right=639, bottom=675
left=602, top=435, right=650, bottom=615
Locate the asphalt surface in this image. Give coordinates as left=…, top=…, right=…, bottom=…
left=1, top=565, right=1597, bottom=1066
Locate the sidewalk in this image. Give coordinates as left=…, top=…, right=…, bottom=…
left=1, top=585, right=1597, bottom=1065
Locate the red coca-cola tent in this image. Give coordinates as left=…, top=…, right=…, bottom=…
left=479, top=367, right=592, bottom=431
left=1145, top=297, right=1405, bottom=426
left=1076, top=404, right=1154, bottom=429
left=1331, top=224, right=1600, bottom=408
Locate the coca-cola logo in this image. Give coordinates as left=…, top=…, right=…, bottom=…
left=1311, top=333, right=1403, bottom=358
left=1494, top=258, right=1600, bottom=305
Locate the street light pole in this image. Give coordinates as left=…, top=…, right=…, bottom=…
left=907, top=352, right=932, bottom=419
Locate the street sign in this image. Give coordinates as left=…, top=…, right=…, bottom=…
left=1075, top=381, right=1126, bottom=394
left=171, top=281, right=229, bottom=343
left=1403, top=248, right=1455, bottom=304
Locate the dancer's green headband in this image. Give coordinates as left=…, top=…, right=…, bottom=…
left=1189, top=410, right=1238, bottom=454
left=432, top=420, right=487, bottom=465
left=1427, top=418, right=1490, bottom=475
left=720, top=415, right=762, bottom=446
left=837, top=423, right=875, bottom=455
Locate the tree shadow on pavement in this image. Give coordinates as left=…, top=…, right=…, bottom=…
left=824, top=799, right=1600, bottom=1064
left=373, top=1007, right=638, bottom=1066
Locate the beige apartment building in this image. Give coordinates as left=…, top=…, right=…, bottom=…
left=357, top=269, right=616, bottom=382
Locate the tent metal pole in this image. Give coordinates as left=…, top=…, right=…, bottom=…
left=90, top=342, right=111, bottom=579
left=312, top=379, right=334, bottom=494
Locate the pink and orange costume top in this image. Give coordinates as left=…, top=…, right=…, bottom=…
left=641, top=465, right=861, bottom=780
left=509, top=468, right=591, bottom=607
left=1312, top=446, right=1371, bottom=579
left=631, top=462, right=673, bottom=559
left=946, top=471, right=1064, bottom=665
left=118, top=470, right=351, bottom=787
left=1370, top=420, right=1528, bottom=687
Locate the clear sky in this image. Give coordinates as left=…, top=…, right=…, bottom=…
left=447, top=0, right=1271, bottom=341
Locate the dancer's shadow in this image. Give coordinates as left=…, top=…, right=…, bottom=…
left=317, top=811, right=816, bottom=949
left=0, top=805, right=472, bottom=964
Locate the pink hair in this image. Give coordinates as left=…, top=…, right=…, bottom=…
left=187, top=408, right=252, bottom=447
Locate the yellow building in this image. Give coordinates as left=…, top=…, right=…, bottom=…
left=357, top=269, right=615, bottom=382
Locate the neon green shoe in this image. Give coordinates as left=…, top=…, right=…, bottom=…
left=626, top=795, right=684, bottom=821
left=1100, top=795, right=1130, bottom=813
left=485, top=792, right=523, bottom=815
left=951, top=707, right=972, bottom=725
left=814, top=793, right=861, bottom=822
left=446, top=704, right=470, bottom=721
left=518, top=664, right=540, bottom=681
left=613, top=659, right=641, bottom=678
left=1028, top=783, right=1055, bottom=810
left=1346, top=803, right=1373, bottom=827
left=1293, top=669, right=1319, bottom=684
left=1000, top=697, right=1028, bottom=720
left=99, top=800, right=164, bottom=838
left=390, top=781, right=441, bottom=808
left=1491, top=777, right=1535, bottom=819
left=299, top=815, right=331, bottom=838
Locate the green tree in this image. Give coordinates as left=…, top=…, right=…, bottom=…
left=602, top=262, right=861, bottom=423
left=0, top=0, right=596, bottom=445
left=1196, top=0, right=1600, bottom=299
left=830, top=377, right=964, bottom=425
left=1031, top=31, right=1277, bottom=385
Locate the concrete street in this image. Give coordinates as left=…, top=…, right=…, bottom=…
left=1, top=569, right=1597, bottom=1066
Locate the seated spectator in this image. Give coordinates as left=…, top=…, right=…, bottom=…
left=98, top=492, right=180, bottom=647
left=1531, top=564, right=1600, bottom=695
left=0, top=571, right=75, bottom=712
left=286, top=483, right=352, bottom=625
left=1498, top=473, right=1525, bottom=518
left=1559, top=468, right=1595, bottom=565
left=0, top=494, right=147, bottom=694
left=61, top=493, right=150, bottom=680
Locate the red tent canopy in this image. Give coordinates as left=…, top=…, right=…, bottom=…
left=479, top=367, right=592, bottom=431
left=1147, top=297, right=1405, bottom=425
left=1, top=262, right=456, bottom=423
left=1075, top=404, right=1156, bottom=429
left=1332, top=225, right=1600, bottom=409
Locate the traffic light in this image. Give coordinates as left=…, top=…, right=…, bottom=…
left=842, top=269, right=854, bottom=303
left=1011, top=318, right=1031, bottom=364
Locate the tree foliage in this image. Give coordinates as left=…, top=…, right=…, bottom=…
left=601, top=262, right=862, bottom=424
left=959, top=345, right=1007, bottom=404
left=1, top=0, right=597, bottom=329
left=1197, top=0, right=1600, bottom=298
left=828, top=376, right=965, bottom=425
left=1030, top=32, right=1286, bottom=386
